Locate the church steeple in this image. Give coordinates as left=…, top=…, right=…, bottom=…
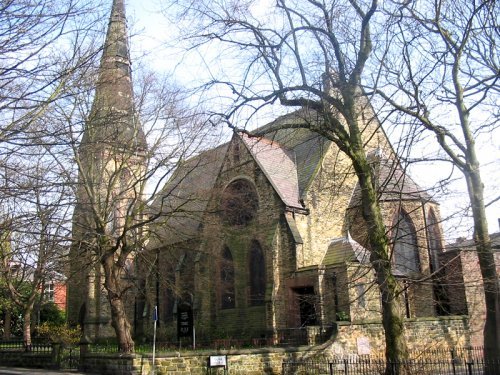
left=85, top=0, right=147, bottom=152
left=67, top=0, right=148, bottom=342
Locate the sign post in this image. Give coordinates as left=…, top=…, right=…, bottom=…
left=208, top=355, right=228, bottom=374
left=177, top=303, right=193, bottom=340
left=151, top=305, right=158, bottom=375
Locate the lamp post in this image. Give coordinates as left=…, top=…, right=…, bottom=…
left=152, top=305, right=158, bottom=375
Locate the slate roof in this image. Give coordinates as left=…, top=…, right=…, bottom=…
left=148, top=144, right=228, bottom=248
left=255, top=109, right=330, bottom=197
left=445, top=232, right=500, bottom=252
left=322, top=235, right=371, bottom=265
left=148, top=108, right=432, bottom=249
left=348, top=150, right=433, bottom=209
left=148, top=109, right=327, bottom=248
left=240, top=133, right=303, bottom=210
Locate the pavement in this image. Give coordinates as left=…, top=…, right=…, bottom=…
left=0, top=368, right=88, bottom=375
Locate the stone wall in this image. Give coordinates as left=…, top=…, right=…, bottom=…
left=0, top=351, right=53, bottom=368
left=82, top=348, right=315, bottom=375
left=80, top=316, right=470, bottom=374
left=329, top=316, right=470, bottom=357
left=199, top=137, right=291, bottom=337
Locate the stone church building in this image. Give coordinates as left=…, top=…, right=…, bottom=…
left=68, top=0, right=485, bottom=351
left=142, top=107, right=452, bottom=344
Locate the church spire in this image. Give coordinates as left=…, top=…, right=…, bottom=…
left=86, top=0, right=147, bottom=152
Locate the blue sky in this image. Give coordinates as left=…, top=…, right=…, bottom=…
left=123, top=0, right=500, bottom=241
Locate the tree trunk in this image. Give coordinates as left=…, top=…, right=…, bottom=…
left=451, top=43, right=499, bottom=370
left=353, top=151, right=408, bottom=372
left=3, top=310, right=11, bottom=339
left=102, top=255, right=134, bottom=353
left=22, top=309, right=32, bottom=349
left=465, top=169, right=500, bottom=373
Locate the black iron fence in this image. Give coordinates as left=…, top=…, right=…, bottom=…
left=61, top=345, right=80, bottom=369
left=87, top=325, right=335, bottom=353
left=0, top=339, right=52, bottom=352
left=274, top=325, right=334, bottom=346
left=0, top=339, right=79, bottom=370
left=282, top=350, right=499, bottom=375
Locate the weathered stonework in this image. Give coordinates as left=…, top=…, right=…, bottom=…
left=78, top=316, right=470, bottom=374
left=67, top=0, right=147, bottom=341
left=330, top=317, right=470, bottom=357
left=142, top=103, right=451, bottom=345
left=65, top=0, right=485, bottom=357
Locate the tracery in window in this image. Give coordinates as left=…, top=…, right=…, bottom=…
left=220, top=179, right=258, bottom=226
left=392, top=210, right=420, bottom=275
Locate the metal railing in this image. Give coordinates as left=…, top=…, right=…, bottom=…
left=87, top=325, right=335, bottom=353
left=274, top=325, right=335, bottom=346
left=0, top=339, right=80, bottom=370
left=0, top=339, right=52, bottom=353
left=282, top=351, right=500, bottom=375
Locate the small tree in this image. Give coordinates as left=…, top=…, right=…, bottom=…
left=0, top=156, right=72, bottom=347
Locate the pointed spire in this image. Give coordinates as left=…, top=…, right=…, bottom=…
left=86, top=0, right=147, bottom=152
left=102, top=0, right=129, bottom=84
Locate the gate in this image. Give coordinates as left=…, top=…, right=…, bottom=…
left=60, top=345, right=80, bottom=370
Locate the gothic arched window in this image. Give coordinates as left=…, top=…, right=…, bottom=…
left=220, top=246, right=235, bottom=309
left=249, top=240, right=265, bottom=306
left=427, top=209, right=442, bottom=273
left=220, top=179, right=258, bottom=226
left=163, top=267, right=176, bottom=321
left=392, top=211, right=420, bottom=275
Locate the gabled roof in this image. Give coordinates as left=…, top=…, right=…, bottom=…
left=240, top=133, right=303, bottom=210
left=322, top=235, right=370, bottom=265
left=148, top=109, right=434, bottom=249
left=148, top=125, right=310, bottom=248
left=148, top=144, right=228, bottom=248
left=348, top=150, right=433, bottom=209
left=255, top=109, right=330, bottom=197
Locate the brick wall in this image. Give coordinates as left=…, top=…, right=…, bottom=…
left=442, top=248, right=500, bottom=347
left=54, top=282, right=67, bottom=311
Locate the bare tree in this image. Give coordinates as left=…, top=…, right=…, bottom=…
left=59, top=52, right=221, bottom=351
left=0, top=0, right=107, bottom=348
left=166, top=0, right=413, bottom=366
left=375, top=0, right=499, bottom=366
left=0, top=153, right=72, bottom=347
left=0, top=0, right=106, bottom=144
left=0, top=0, right=223, bottom=352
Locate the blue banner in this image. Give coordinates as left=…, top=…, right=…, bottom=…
left=153, top=305, right=158, bottom=322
